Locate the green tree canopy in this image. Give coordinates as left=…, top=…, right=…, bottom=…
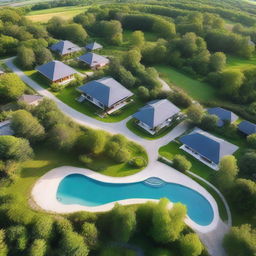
left=180, top=233, right=203, bottom=256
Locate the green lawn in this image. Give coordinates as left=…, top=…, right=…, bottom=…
left=155, top=65, right=219, bottom=102
left=226, top=55, right=256, bottom=71
left=126, top=118, right=183, bottom=140
left=159, top=140, right=213, bottom=180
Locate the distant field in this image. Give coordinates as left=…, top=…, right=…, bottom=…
left=26, top=6, right=89, bottom=22
left=226, top=55, right=256, bottom=70
left=155, top=65, right=218, bottom=102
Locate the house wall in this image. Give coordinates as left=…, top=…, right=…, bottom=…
left=53, top=75, right=74, bottom=84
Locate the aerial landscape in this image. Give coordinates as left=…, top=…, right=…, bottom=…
left=0, top=0, right=256, bottom=255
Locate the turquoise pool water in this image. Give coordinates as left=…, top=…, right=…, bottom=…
left=57, top=174, right=214, bottom=226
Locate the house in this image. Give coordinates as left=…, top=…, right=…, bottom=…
left=85, top=42, right=103, bottom=51
left=179, top=128, right=238, bottom=170
left=207, top=107, right=238, bottom=127
left=0, top=120, right=14, bottom=136
left=133, top=99, right=180, bottom=135
left=77, top=77, right=133, bottom=113
left=18, top=94, right=43, bottom=106
left=36, top=60, right=77, bottom=84
left=0, top=70, right=4, bottom=76
left=238, top=120, right=256, bottom=135
left=78, top=52, right=109, bottom=69
left=50, top=40, right=81, bottom=56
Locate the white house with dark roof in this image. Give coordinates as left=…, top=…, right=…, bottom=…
left=179, top=128, right=238, bottom=170
left=50, top=40, right=81, bottom=56
left=36, top=60, right=77, bottom=84
left=77, top=77, right=133, bottom=113
left=78, top=52, right=109, bottom=69
left=133, top=99, right=181, bottom=135
left=18, top=94, right=43, bottom=106
left=85, top=42, right=103, bottom=51
left=207, top=107, right=238, bottom=127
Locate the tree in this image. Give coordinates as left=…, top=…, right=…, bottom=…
left=173, top=154, right=192, bottom=172
left=232, top=178, right=256, bottom=215
left=62, top=24, right=87, bottom=44
left=108, top=204, right=136, bottom=242
left=150, top=199, right=186, bottom=243
left=99, top=20, right=123, bottom=45
left=180, top=233, right=203, bottom=256
left=209, top=52, right=226, bottom=72
left=17, top=46, right=35, bottom=69
left=187, top=104, right=204, bottom=124
left=0, top=73, right=26, bottom=102
left=11, top=110, right=45, bottom=143
left=0, top=136, right=33, bottom=162
left=219, top=70, right=244, bottom=97
left=238, top=151, right=256, bottom=177
left=6, top=225, right=28, bottom=253
left=247, top=134, right=256, bottom=149
left=49, top=124, right=78, bottom=151
left=0, top=35, right=18, bottom=55
left=214, top=155, right=239, bottom=190
left=34, top=47, right=53, bottom=65
left=200, top=114, right=218, bottom=131
left=130, top=30, right=145, bottom=49
left=0, top=230, right=8, bottom=256
left=168, top=89, right=192, bottom=108
left=32, top=216, right=53, bottom=240
left=224, top=224, right=256, bottom=256
left=60, top=231, right=89, bottom=256
left=114, top=148, right=131, bottom=163
left=81, top=222, right=98, bottom=248
left=137, top=86, right=150, bottom=100
left=123, top=49, right=142, bottom=72
left=28, top=239, right=47, bottom=256
left=152, top=20, right=176, bottom=39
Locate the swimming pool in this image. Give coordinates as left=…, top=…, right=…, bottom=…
left=57, top=174, right=214, bottom=226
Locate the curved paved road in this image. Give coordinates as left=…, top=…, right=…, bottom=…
left=6, top=57, right=229, bottom=256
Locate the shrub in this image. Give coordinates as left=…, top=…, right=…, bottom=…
left=79, top=155, right=93, bottom=165
left=129, top=157, right=147, bottom=168
left=28, top=239, right=47, bottom=256
left=173, top=154, right=191, bottom=172
left=180, top=233, right=203, bottom=256
left=32, top=216, right=53, bottom=240
left=50, top=83, right=65, bottom=92
left=247, top=133, right=256, bottom=149
left=81, top=222, right=98, bottom=248
left=114, top=148, right=131, bottom=163
left=0, top=229, right=8, bottom=256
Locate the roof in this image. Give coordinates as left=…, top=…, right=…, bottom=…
left=180, top=128, right=238, bottom=164
left=0, top=70, right=4, bottom=74
left=207, top=107, right=238, bottom=127
left=238, top=120, right=256, bottom=135
left=78, top=52, right=109, bottom=67
left=85, top=42, right=103, bottom=51
left=36, top=61, right=77, bottom=81
left=0, top=120, right=13, bottom=136
left=77, top=77, right=133, bottom=107
left=50, top=40, right=81, bottom=55
left=133, top=99, right=180, bottom=129
left=18, top=94, right=43, bottom=105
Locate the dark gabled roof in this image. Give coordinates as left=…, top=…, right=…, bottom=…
left=133, top=99, right=180, bottom=129
left=207, top=107, right=238, bottom=127
left=238, top=120, right=256, bottom=135
left=179, top=128, right=238, bottom=164
left=77, top=77, right=133, bottom=107
left=78, top=52, right=109, bottom=67
left=36, top=61, right=77, bottom=81
left=50, top=40, right=81, bottom=55
left=85, top=42, right=103, bottom=51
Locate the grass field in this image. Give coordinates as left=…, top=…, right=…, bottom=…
left=26, top=6, right=89, bottom=22
left=226, top=55, right=256, bottom=71
left=155, top=65, right=219, bottom=102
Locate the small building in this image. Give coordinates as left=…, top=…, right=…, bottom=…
left=50, top=40, right=81, bottom=56
left=36, top=60, right=77, bottom=84
left=133, top=99, right=180, bottom=135
left=85, top=42, right=103, bottom=51
left=77, top=77, right=133, bottom=113
left=238, top=120, right=256, bottom=135
left=0, top=120, right=14, bottom=136
left=78, top=52, right=109, bottom=69
left=207, top=107, right=238, bottom=127
left=179, top=128, right=238, bottom=170
left=18, top=94, right=43, bottom=106
left=0, top=70, right=4, bottom=76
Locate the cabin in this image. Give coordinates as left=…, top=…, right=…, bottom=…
left=18, top=94, right=43, bottom=106
left=50, top=40, right=81, bottom=56
left=133, top=99, right=180, bottom=135
left=78, top=52, right=109, bottom=69
left=36, top=61, right=77, bottom=84
left=238, top=120, right=256, bottom=135
left=207, top=107, right=238, bottom=127
left=77, top=77, right=133, bottom=114
left=85, top=42, right=103, bottom=51
left=179, top=128, right=238, bottom=170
